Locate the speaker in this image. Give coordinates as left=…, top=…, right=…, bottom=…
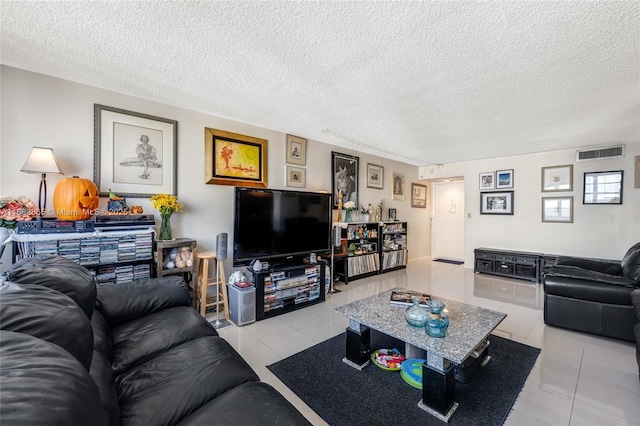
left=333, top=226, right=342, bottom=247
left=227, top=284, right=256, bottom=326
left=216, top=233, right=228, bottom=261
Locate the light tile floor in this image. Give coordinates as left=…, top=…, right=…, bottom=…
left=211, top=259, right=640, bottom=426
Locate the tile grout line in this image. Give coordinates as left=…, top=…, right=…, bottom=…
left=568, top=347, right=585, bottom=425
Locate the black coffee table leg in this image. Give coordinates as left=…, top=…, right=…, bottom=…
left=343, top=320, right=370, bottom=370
left=418, top=353, right=459, bottom=423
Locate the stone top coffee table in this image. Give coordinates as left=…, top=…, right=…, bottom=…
left=334, top=288, right=506, bottom=422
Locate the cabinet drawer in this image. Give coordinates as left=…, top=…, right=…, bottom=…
left=515, top=257, right=537, bottom=264
left=476, top=252, right=495, bottom=260
left=494, top=261, right=514, bottom=275
left=515, top=264, right=537, bottom=279
left=495, top=255, right=515, bottom=262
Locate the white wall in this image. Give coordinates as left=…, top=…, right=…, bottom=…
left=421, top=144, right=640, bottom=266
left=0, top=66, right=430, bottom=270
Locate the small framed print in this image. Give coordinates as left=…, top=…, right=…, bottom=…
left=480, top=191, right=514, bottom=215
left=366, top=163, right=384, bottom=189
left=542, top=164, right=573, bottom=192
left=388, top=208, right=397, bottom=221
left=286, top=134, right=307, bottom=166
left=479, top=172, right=495, bottom=190
left=496, top=169, right=514, bottom=189
left=542, top=196, right=573, bottom=223
left=411, top=183, right=427, bottom=208
left=392, top=172, right=405, bottom=200
left=286, top=165, right=306, bottom=188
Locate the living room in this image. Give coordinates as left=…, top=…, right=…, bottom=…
left=1, top=2, right=639, bottom=425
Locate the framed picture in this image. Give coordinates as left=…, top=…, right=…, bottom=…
left=635, top=156, right=640, bottom=188
left=285, top=165, right=306, bottom=188
left=411, top=183, right=427, bottom=208
left=542, top=164, right=573, bottom=192
left=583, top=170, right=624, bottom=204
left=204, top=128, right=268, bottom=188
left=496, top=169, right=514, bottom=189
left=286, top=134, right=306, bottom=166
left=366, top=163, right=384, bottom=189
left=94, top=104, right=177, bottom=197
left=479, top=172, right=495, bottom=190
left=480, top=191, right=514, bottom=215
left=542, top=196, right=574, bottom=223
left=392, top=172, right=405, bottom=200
left=388, top=208, right=397, bottom=221
left=331, top=151, right=359, bottom=209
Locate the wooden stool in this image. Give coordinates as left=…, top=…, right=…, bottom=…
left=195, top=251, right=229, bottom=319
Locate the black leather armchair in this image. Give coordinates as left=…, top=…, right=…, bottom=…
left=632, top=289, right=640, bottom=377
left=543, top=242, right=640, bottom=342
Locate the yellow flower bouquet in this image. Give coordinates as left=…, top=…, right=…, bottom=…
left=150, top=194, right=183, bottom=240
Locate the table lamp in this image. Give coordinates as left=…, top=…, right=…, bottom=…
left=20, top=147, right=64, bottom=219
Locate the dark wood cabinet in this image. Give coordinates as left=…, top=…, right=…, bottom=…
left=474, top=248, right=543, bottom=283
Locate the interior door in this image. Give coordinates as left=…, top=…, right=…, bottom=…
left=432, top=181, right=465, bottom=261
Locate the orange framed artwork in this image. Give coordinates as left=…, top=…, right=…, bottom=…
left=205, top=128, right=268, bottom=187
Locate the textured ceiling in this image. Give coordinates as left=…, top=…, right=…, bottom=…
left=2, top=1, right=639, bottom=166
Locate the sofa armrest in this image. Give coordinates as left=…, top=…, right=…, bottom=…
left=546, top=265, right=637, bottom=288
left=555, top=256, right=622, bottom=276
left=632, top=289, right=640, bottom=322
left=96, top=276, right=191, bottom=327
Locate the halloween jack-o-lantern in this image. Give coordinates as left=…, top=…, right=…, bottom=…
left=53, top=176, right=100, bottom=220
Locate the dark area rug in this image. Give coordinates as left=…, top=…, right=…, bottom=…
left=433, top=258, right=465, bottom=265
left=267, top=330, right=539, bottom=426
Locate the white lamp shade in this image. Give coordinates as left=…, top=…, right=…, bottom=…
left=20, top=147, right=64, bottom=175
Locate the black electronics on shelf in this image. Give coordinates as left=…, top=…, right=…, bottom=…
left=246, top=261, right=326, bottom=321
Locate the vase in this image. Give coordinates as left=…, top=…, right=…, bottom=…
left=345, top=210, right=353, bottom=222
left=363, top=214, right=370, bottom=222
left=425, top=300, right=449, bottom=338
left=158, top=213, right=174, bottom=240
left=405, top=297, right=429, bottom=327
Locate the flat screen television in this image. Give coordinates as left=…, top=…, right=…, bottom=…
left=233, top=187, right=332, bottom=266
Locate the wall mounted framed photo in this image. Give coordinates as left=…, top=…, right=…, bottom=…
left=205, top=128, right=268, bottom=187
left=496, top=169, right=514, bottom=189
left=542, top=196, right=573, bottom=223
left=480, top=191, right=514, bottom=215
left=331, top=151, right=359, bottom=209
left=366, top=163, right=384, bottom=189
left=94, top=104, right=177, bottom=197
left=286, top=134, right=306, bottom=166
left=583, top=170, right=623, bottom=204
left=541, top=164, right=573, bottom=192
left=392, top=172, right=405, bottom=200
left=285, top=165, right=306, bottom=188
left=479, top=172, right=495, bottom=190
left=411, top=183, right=427, bottom=208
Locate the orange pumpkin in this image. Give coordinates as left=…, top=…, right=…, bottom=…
left=53, top=176, right=100, bottom=220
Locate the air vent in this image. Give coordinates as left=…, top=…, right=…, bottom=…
left=576, top=145, right=625, bottom=161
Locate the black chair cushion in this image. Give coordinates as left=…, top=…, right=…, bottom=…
left=116, top=336, right=259, bottom=426
left=90, top=350, right=119, bottom=426
left=0, top=330, right=106, bottom=426
left=96, top=276, right=191, bottom=327
left=5, top=255, right=96, bottom=319
left=0, top=281, right=94, bottom=370
left=177, top=382, right=312, bottom=426
left=109, top=306, right=217, bottom=374
left=546, top=265, right=637, bottom=288
left=622, top=242, right=640, bottom=282
left=544, top=272, right=636, bottom=305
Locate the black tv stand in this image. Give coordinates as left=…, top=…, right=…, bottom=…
left=245, top=260, right=326, bottom=320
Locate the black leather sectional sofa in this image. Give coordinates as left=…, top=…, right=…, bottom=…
left=543, top=242, right=640, bottom=343
left=0, top=255, right=310, bottom=426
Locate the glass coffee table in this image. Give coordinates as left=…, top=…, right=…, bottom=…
left=334, top=288, right=506, bottom=422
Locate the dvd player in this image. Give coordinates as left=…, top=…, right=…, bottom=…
left=17, top=219, right=95, bottom=234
